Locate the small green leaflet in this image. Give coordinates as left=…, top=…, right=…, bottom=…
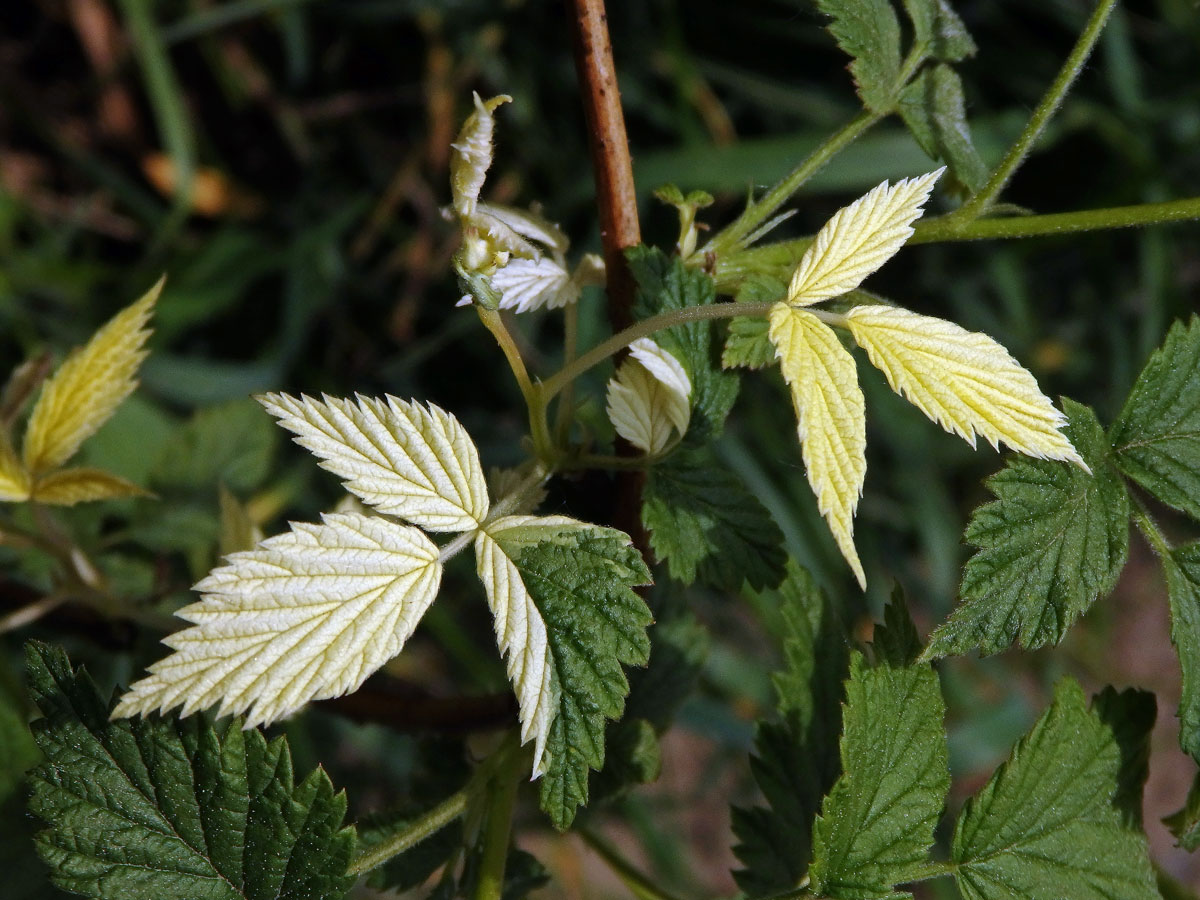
left=628, top=246, right=738, bottom=443
left=1111, top=316, right=1200, bottom=522
left=816, top=0, right=902, bottom=113
left=732, top=562, right=848, bottom=897
left=1164, top=542, right=1200, bottom=762
left=900, top=0, right=975, bottom=62
left=897, top=64, right=988, bottom=193
left=808, top=598, right=948, bottom=899
left=951, top=679, right=1158, bottom=900
left=24, top=643, right=355, bottom=900
left=642, top=447, right=785, bottom=591
left=925, top=400, right=1129, bottom=658
left=487, top=520, right=652, bottom=830
left=723, top=275, right=785, bottom=370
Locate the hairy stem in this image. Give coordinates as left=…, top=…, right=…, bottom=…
left=539, top=301, right=776, bottom=402
left=1131, top=498, right=1172, bottom=558
left=951, top=0, right=1118, bottom=222
left=346, top=788, right=469, bottom=876
left=476, top=307, right=553, bottom=459
left=472, top=744, right=522, bottom=900
left=702, top=109, right=881, bottom=261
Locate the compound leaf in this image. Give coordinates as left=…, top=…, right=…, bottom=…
left=769, top=304, right=867, bottom=588
left=846, top=305, right=1083, bottom=465
left=484, top=517, right=652, bottom=829
left=24, top=279, right=160, bottom=475
left=808, top=599, right=948, bottom=899
left=642, top=447, right=785, bottom=591
left=925, top=400, right=1129, bottom=658
left=26, top=642, right=355, bottom=900
left=1110, top=316, right=1200, bottom=522
left=951, top=679, right=1158, bottom=900
left=260, top=393, right=489, bottom=532
left=114, top=512, right=442, bottom=728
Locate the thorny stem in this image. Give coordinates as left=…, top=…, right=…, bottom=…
left=539, top=301, right=776, bottom=403
left=702, top=109, right=881, bottom=261
left=569, top=0, right=641, bottom=330
left=579, top=827, right=689, bottom=900
left=950, top=0, right=1118, bottom=223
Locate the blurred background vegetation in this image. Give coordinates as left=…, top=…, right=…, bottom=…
left=1, top=0, right=1199, bottom=896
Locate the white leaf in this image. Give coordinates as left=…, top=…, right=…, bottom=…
left=450, top=93, right=511, bottom=218
left=112, top=513, right=442, bottom=728
left=606, top=340, right=692, bottom=454
left=476, top=202, right=569, bottom=254
left=846, top=305, right=1086, bottom=466
left=260, top=393, right=490, bottom=532
left=788, top=169, right=944, bottom=306
left=492, top=256, right=579, bottom=313
left=475, top=517, right=561, bottom=777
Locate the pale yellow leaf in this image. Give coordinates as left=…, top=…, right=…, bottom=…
left=769, top=303, right=867, bottom=588
left=475, top=517, right=560, bottom=776
left=606, top=340, right=692, bottom=455
left=846, top=306, right=1085, bottom=466
left=260, top=393, right=490, bottom=532
left=112, top=512, right=442, bottom=728
left=492, top=255, right=578, bottom=313
left=787, top=169, right=943, bottom=306
left=0, top=431, right=29, bottom=501
left=31, top=467, right=150, bottom=505
left=23, top=278, right=161, bottom=474
left=476, top=202, right=569, bottom=254
left=450, top=93, right=512, bottom=218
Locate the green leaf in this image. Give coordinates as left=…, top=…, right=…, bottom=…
left=24, top=642, right=355, bottom=900
left=808, top=596, right=947, bottom=899
left=489, top=522, right=652, bottom=829
left=732, top=562, right=849, bottom=896
left=897, top=64, right=988, bottom=193
left=951, top=679, right=1158, bottom=900
left=642, top=447, right=785, bottom=591
left=628, top=246, right=739, bottom=443
left=723, top=275, right=784, bottom=370
left=1111, top=316, right=1200, bottom=523
left=815, top=0, right=903, bottom=114
left=151, top=399, right=277, bottom=493
left=1164, top=542, right=1200, bottom=762
left=925, top=400, right=1130, bottom=658
left=901, top=0, right=976, bottom=61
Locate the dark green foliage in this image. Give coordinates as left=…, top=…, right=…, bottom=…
left=1111, top=316, right=1200, bottom=522
left=898, top=64, right=988, bottom=192
left=731, top=563, right=849, bottom=896
left=24, top=643, right=355, bottom=900
left=1164, top=543, right=1200, bottom=762
left=723, top=275, right=785, bottom=370
left=815, top=0, right=903, bottom=113
left=925, top=400, right=1130, bottom=657
left=808, top=597, right=948, bottom=899
left=493, top=525, right=653, bottom=830
left=642, top=447, right=786, bottom=591
left=951, top=679, right=1158, bottom=900
left=150, top=399, right=277, bottom=493
left=901, top=0, right=976, bottom=61
left=628, top=246, right=739, bottom=443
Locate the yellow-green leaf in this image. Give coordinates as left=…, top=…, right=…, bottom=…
left=846, top=306, right=1085, bottom=466
left=113, top=512, right=442, bottom=728
left=31, top=467, right=150, bottom=506
left=0, top=432, right=29, bottom=501
left=769, top=304, right=867, bottom=588
left=23, top=279, right=161, bottom=474
left=787, top=170, right=943, bottom=306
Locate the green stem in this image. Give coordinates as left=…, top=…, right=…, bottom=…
left=345, top=788, right=469, bottom=876
left=913, top=196, right=1200, bottom=242
left=472, top=744, right=522, bottom=900
left=951, top=0, right=1118, bottom=222
left=540, top=301, right=776, bottom=402
left=702, top=110, right=882, bottom=259
left=1131, top=498, right=1172, bottom=558
left=578, top=828, right=688, bottom=900
left=555, top=300, right=581, bottom=445
left=476, top=307, right=554, bottom=460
